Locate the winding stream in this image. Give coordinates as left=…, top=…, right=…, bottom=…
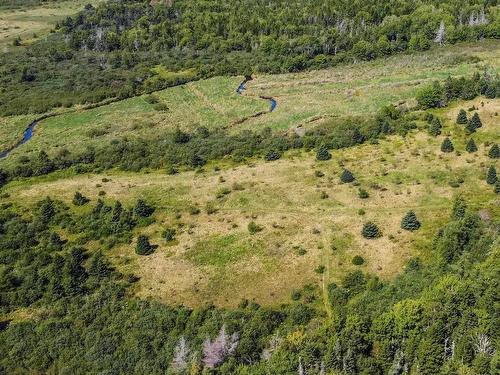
left=0, top=78, right=277, bottom=159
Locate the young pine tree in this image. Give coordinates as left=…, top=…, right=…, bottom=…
left=362, top=222, right=381, bottom=239
left=316, top=145, right=332, bottom=161
left=486, top=165, right=497, bottom=185
left=466, top=113, right=482, bottom=133
left=340, top=169, right=355, bottom=183
left=465, top=139, right=478, bottom=153
left=456, top=109, right=468, bottom=124
left=72, top=191, right=90, bottom=206
left=441, top=137, right=454, bottom=153
left=495, top=180, right=500, bottom=194
left=134, top=199, right=155, bottom=217
left=428, top=117, right=442, bottom=136
left=401, top=211, right=421, bottom=231
left=488, top=143, right=499, bottom=159
left=451, top=197, right=467, bottom=219
left=136, top=235, right=154, bottom=255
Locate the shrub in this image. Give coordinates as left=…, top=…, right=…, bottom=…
left=134, top=199, right=155, bottom=217
left=163, top=228, right=176, bottom=241
left=416, top=81, right=445, bottom=109
left=358, top=209, right=366, bottom=216
left=136, top=235, right=154, bottom=255
left=264, top=150, right=281, bottom=161
left=441, top=137, right=454, bottom=153
left=486, top=165, right=497, bottom=185
left=401, top=211, right=421, bottom=231
left=358, top=188, right=369, bottom=199
left=316, top=145, right=331, bottom=161
left=456, top=109, right=468, bottom=124
left=352, top=255, right=365, bottom=265
left=465, top=138, right=477, bottom=153
left=362, top=222, right=381, bottom=239
left=340, top=169, right=355, bottom=183
left=315, top=265, right=326, bottom=274
left=488, top=144, right=499, bottom=159
left=248, top=221, right=263, bottom=234
left=73, top=191, right=90, bottom=206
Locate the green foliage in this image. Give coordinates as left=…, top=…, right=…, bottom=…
left=486, top=165, right=497, bottom=185
left=466, top=112, right=482, bottom=133
left=456, top=109, right=468, bottom=124
left=488, top=143, right=500, bottom=159
left=163, top=228, right=176, bottom=242
left=264, top=150, right=281, bottom=161
left=134, top=199, right=155, bottom=218
left=352, top=255, right=365, bottom=265
left=340, top=169, right=355, bottom=183
left=451, top=197, right=467, bottom=220
left=416, top=81, right=445, bottom=109
left=465, top=138, right=477, bottom=153
left=136, top=234, right=154, bottom=255
left=358, top=188, right=369, bottom=199
left=428, top=117, right=442, bottom=136
left=401, top=211, right=421, bottom=231
left=248, top=221, right=263, bottom=235
left=316, top=145, right=331, bottom=161
left=72, top=191, right=89, bottom=206
left=362, top=222, right=381, bottom=239
left=441, top=137, right=454, bottom=153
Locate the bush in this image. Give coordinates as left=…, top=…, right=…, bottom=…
left=163, top=228, right=176, bottom=241
left=316, top=145, right=331, bottom=161
left=315, top=265, right=326, bottom=274
left=362, top=222, right=381, bottom=239
left=352, top=255, right=365, bottom=265
left=401, top=211, right=421, bottom=231
left=264, top=150, right=281, bottom=161
left=416, top=81, right=445, bottom=109
left=456, top=109, right=468, bottom=124
left=248, top=221, right=263, bottom=234
left=134, top=199, right=155, bottom=217
left=441, top=137, right=454, bottom=153
left=340, top=169, right=355, bottom=183
left=136, top=235, right=154, bottom=255
left=358, top=188, right=369, bottom=199
left=73, top=191, right=90, bottom=206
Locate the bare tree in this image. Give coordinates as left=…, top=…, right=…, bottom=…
left=202, top=325, right=239, bottom=369
left=171, top=336, right=190, bottom=372
left=298, top=357, right=305, bottom=375
left=261, top=332, right=282, bottom=361
left=434, top=21, right=445, bottom=46
left=475, top=333, right=494, bottom=356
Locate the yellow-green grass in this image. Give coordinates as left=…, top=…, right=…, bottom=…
left=0, top=76, right=268, bottom=164
left=1, top=40, right=499, bottom=166
left=0, top=0, right=103, bottom=52
left=3, top=98, right=498, bottom=308
left=241, top=40, right=500, bottom=131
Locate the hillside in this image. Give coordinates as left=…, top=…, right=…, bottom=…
left=0, top=1, right=499, bottom=374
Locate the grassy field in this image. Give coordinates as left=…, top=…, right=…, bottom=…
left=0, top=0, right=102, bottom=53
left=3, top=98, right=498, bottom=307
left=1, top=40, right=498, bottom=165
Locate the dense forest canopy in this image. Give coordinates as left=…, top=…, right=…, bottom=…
left=0, top=0, right=499, bottom=115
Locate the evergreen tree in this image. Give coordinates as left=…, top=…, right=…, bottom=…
left=38, top=197, right=55, bottom=224
left=340, top=169, right=355, bottom=183
left=465, top=138, right=477, bottom=153
left=486, top=165, right=497, bottom=185
left=72, top=191, right=90, bottom=206
left=0, top=168, right=8, bottom=188
left=316, top=145, right=331, bottom=161
left=456, top=109, right=468, bottom=124
left=362, top=222, right=381, bottom=239
left=89, top=251, right=112, bottom=278
left=401, top=211, right=421, bottom=231
left=466, top=113, right=482, bottom=132
left=494, top=180, right=500, bottom=194
left=488, top=143, right=499, bottom=159
left=440, top=137, right=454, bottom=153
left=62, top=247, right=88, bottom=296
left=111, top=201, right=123, bottom=222
left=451, top=197, right=467, bottom=219
left=134, top=199, right=155, bottom=217
left=428, top=117, right=442, bottom=136
left=136, top=235, right=154, bottom=255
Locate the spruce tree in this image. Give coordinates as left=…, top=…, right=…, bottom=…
left=136, top=235, right=154, bottom=255
left=401, top=211, right=421, bottom=231
left=466, top=113, right=482, bottom=133
left=134, top=199, right=155, bottom=217
left=340, top=169, right=355, bottom=183
left=72, top=191, right=90, bottom=206
left=486, top=165, right=497, bottom=185
left=495, top=180, right=500, bottom=194
left=441, top=137, right=454, bottom=153
left=316, top=145, right=332, bottom=161
left=428, top=117, right=442, bottom=136
left=465, top=138, right=477, bottom=153
left=456, top=109, right=468, bottom=124
left=451, top=197, right=467, bottom=219
left=362, top=222, right=381, bottom=239
left=488, top=143, right=500, bottom=159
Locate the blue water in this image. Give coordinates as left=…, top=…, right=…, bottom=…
left=0, top=120, right=38, bottom=159
left=236, top=80, right=277, bottom=112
